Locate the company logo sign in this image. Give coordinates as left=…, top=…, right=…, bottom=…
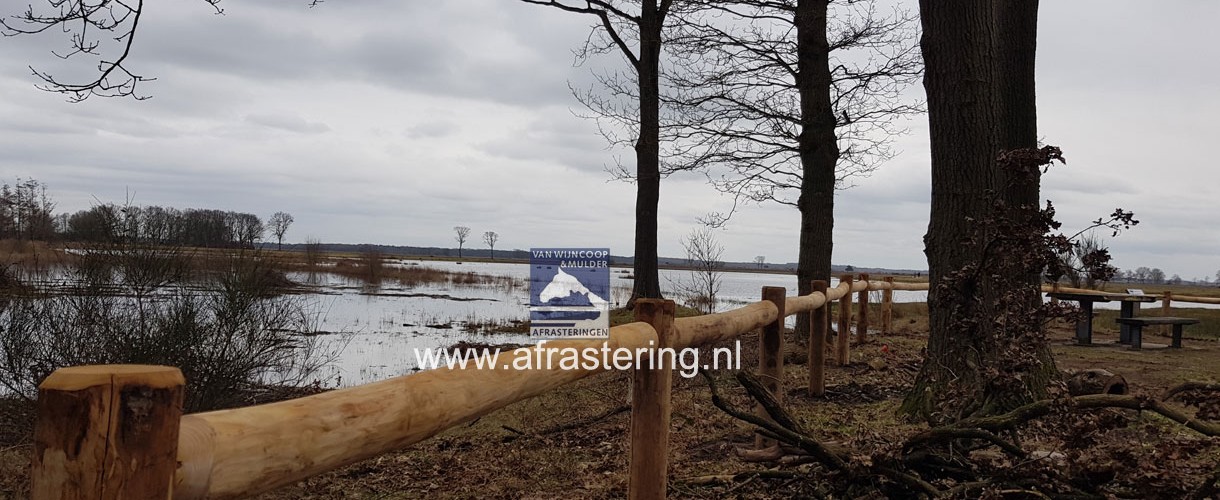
left=529, top=248, right=610, bottom=338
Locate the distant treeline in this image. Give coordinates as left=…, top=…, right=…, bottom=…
left=1, top=178, right=264, bottom=248
left=64, top=204, right=265, bottom=247
left=279, top=242, right=921, bottom=276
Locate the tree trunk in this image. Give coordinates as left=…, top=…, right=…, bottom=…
left=793, top=0, right=838, bottom=341
left=995, top=0, right=1041, bottom=201
left=994, top=1, right=1055, bottom=389
left=902, top=0, right=1055, bottom=423
left=630, top=0, right=666, bottom=303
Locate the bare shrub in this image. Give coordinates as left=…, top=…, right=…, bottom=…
left=0, top=243, right=338, bottom=413
left=303, top=238, right=323, bottom=269
left=675, top=228, right=725, bottom=314
left=359, top=244, right=384, bottom=283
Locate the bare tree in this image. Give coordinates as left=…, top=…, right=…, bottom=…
left=453, top=226, right=471, bottom=259
left=233, top=213, right=264, bottom=248
left=519, top=0, right=678, bottom=304
left=664, top=0, right=921, bottom=340
left=268, top=212, right=294, bottom=251
left=1, top=0, right=222, bottom=101
left=754, top=255, right=765, bottom=268
left=1149, top=267, right=1166, bottom=285
left=675, top=227, right=724, bottom=314
left=1133, top=266, right=1152, bottom=283
left=483, top=231, right=499, bottom=260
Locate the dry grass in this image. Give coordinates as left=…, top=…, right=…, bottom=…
left=0, top=240, right=74, bottom=272
left=324, top=259, right=522, bottom=290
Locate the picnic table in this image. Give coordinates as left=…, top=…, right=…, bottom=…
left=1115, top=294, right=1158, bottom=344
left=1046, top=292, right=1157, bottom=345
left=1114, top=316, right=1201, bottom=349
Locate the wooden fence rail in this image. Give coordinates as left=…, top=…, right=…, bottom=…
left=1043, top=285, right=1220, bottom=305
left=31, top=277, right=1211, bottom=498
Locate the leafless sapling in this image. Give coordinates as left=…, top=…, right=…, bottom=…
left=483, top=231, right=499, bottom=260
left=453, top=226, right=471, bottom=259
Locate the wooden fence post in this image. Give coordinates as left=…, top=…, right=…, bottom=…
left=629, top=299, right=676, bottom=500
left=856, top=274, right=870, bottom=344
left=837, top=275, right=853, bottom=366
left=1161, top=291, right=1173, bottom=336
left=826, top=286, right=835, bottom=343
left=32, top=365, right=184, bottom=500
left=882, top=276, right=894, bottom=334
left=756, top=286, right=786, bottom=448
left=809, top=280, right=829, bottom=396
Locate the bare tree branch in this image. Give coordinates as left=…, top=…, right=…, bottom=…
left=2, top=0, right=222, bottom=101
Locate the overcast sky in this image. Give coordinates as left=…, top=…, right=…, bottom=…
left=0, top=1, right=1216, bottom=280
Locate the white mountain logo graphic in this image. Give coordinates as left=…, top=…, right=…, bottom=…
left=539, top=268, right=608, bottom=306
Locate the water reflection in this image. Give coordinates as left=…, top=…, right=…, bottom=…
left=304, top=260, right=932, bottom=385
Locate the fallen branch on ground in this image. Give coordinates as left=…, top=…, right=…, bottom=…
left=679, top=469, right=804, bottom=486
left=502, top=404, right=631, bottom=442
left=702, top=371, right=846, bottom=470
left=704, top=371, right=1220, bottom=498
left=1165, top=381, right=1220, bottom=401
left=957, top=394, right=1220, bottom=437
left=903, top=427, right=1027, bottom=459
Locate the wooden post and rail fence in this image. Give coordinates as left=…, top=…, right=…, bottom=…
left=28, top=277, right=1217, bottom=499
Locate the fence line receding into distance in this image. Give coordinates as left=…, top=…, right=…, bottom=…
left=28, top=278, right=1215, bottom=499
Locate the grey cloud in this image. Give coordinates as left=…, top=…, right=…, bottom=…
left=121, top=0, right=606, bottom=110
left=245, top=113, right=331, bottom=134
left=405, top=120, right=459, bottom=139
left=1, top=0, right=1218, bottom=278
left=476, top=110, right=615, bottom=173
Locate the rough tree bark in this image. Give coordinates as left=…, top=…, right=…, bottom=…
left=793, top=0, right=839, bottom=340
left=631, top=0, right=666, bottom=302
left=903, top=0, right=1055, bottom=422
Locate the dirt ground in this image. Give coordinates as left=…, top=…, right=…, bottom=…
left=1, top=312, right=1218, bottom=499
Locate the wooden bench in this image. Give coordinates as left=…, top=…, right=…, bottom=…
left=1114, top=317, right=1201, bottom=349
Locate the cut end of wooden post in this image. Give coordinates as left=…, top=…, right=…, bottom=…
left=39, top=364, right=185, bottom=392
left=33, top=365, right=185, bottom=500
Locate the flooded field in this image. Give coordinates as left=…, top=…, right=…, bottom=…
left=22, top=256, right=1205, bottom=388
left=301, top=260, right=932, bottom=385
